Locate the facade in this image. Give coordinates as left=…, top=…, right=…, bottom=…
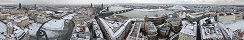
left=19, top=18, right=30, bottom=28
left=0, top=14, right=10, bottom=20
left=167, top=18, right=182, bottom=33
left=144, top=15, right=163, bottom=26
left=14, top=16, right=30, bottom=29
left=72, top=14, right=92, bottom=27
left=70, top=22, right=91, bottom=40
left=10, top=10, right=26, bottom=15
left=157, top=23, right=170, bottom=38
left=147, top=22, right=158, bottom=40
left=36, top=14, right=47, bottom=23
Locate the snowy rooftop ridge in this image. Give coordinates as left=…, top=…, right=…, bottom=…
left=14, top=16, right=29, bottom=22
left=224, top=20, right=244, bottom=31
left=43, top=19, right=65, bottom=30
left=180, top=21, right=197, bottom=36
left=99, top=18, right=132, bottom=39
left=167, top=5, right=186, bottom=10
left=63, top=14, right=75, bottom=20
left=28, top=23, right=42, bottom=36
left=0, top=21, right=7, bottom=33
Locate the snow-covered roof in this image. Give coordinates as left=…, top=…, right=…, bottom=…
left=187, top=12, right=204, bottom=18
left=57, top=10, right=64, bottom=13
left=43, top=19, right=65, bottom=30
left=0, top=14, right=10, bottom=16
left=14, top=16, right=29, bottom=22
left=148, top=22, right=157, bottom=33
left=28, top=23, right=42, bottom=36
left=180, top=21, right=196, bottom=36
left=99, top=18, right=115, bottom=35
left=92, top=19, right=104, bottom=38
left=0, top=21, right=7, bottom=33
left=44, top=11, right=55, bottom=14
left=218, top=23, right=234, bottom=39
left=225, top=20, right=244, bottom=32
left=99, top=18, right=132, bottom=39
left=14, top=29, right=25, bottom=38
left=200, top=18, right=224, bottom=39
left=167, top=5, right=186, bottom=10
left=63, top=14, right=75, bottom=20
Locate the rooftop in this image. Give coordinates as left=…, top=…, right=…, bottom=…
left=109, top=6, right=132, bottom=12
left=43, top=19, right=65, bottom=30
left=116, top=9, right=175, bottom=18
left=180, top=21, right=197, bottom=36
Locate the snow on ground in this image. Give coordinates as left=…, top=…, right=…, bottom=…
left=43, top=19, right=65, bottom=30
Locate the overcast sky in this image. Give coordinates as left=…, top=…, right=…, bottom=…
left=0, top=0, right=243, bottom=5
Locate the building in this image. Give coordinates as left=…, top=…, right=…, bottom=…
left=200, top=18, right=224, bottom=40
left=144, top=15, right=164, bottom=26
left=167, top=17, right=182, bottom=33
left=70, top=22, right=91, bottom=40
left=72, top=14, right=92, bottom=27
left=126, top=22, right=144, bottom=40
left=0, top=13, right=10, bottom=20
left=0, top=21, right=7, bottom=39
left=178, top=21, right=197, bottom=40
left=97, top=18, right=132, bottom=40
left=41, top=19, right=73, bottom=39
left=36, top=14, right=47, bottom=24
left=91, top=19, right=104, bottom=40
left=146, top=22, right=158, bottom=40
left=157, top=23, right=170, bottom=38
left=10, top=10, right=26, bottom=15
left=233, top=29, right=244, bottom=40
left=217, top=12, right=243, bottom=22
left=14, top=16, right=30, bottom=29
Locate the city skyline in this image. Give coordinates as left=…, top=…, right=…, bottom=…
left=0, top=0, right=244, bottom=5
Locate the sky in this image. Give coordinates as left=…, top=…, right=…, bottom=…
left=0, top=0, right=243, bottom=5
